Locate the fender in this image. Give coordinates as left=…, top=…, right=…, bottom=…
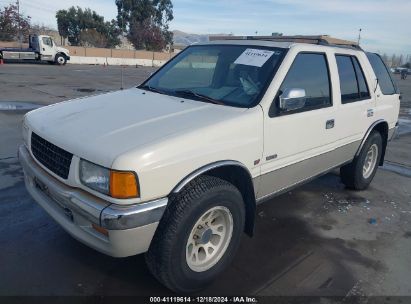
left=171, top=160, right=257, bottom=236
left=355, top=119, right=387, bottom=157
left=59, top=52, right=70, bottom=59
left=172, top=160, right=252, bottom=193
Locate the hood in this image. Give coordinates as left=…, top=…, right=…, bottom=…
left=56, top=46, right=69, bottom=54
left=26, top=88, right=246, bottom=167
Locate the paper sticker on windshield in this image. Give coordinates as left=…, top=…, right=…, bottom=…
left=234, top=49, right=275, bottom=67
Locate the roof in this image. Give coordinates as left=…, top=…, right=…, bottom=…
left=207, top=35, right=362, bottom=51
left=201, top=39, right=293, bottom=49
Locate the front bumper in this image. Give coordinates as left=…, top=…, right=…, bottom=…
left=18, top=145, right=167, bottom=257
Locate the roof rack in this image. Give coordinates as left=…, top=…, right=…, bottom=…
left=208, top=35, right=362, bottom=50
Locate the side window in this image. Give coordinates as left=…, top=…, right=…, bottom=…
left=275, top=53, right=331, bottom=114
left=366, top=52, right=397, bottom=95
left=336, top=56, right=358, bottom=103
left=352, top=57, right=370, bottom=99
left=336, top=55, right=371, bottom=103
left=42, top=37, right=52, bottom=47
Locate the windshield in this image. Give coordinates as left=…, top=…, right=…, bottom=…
left=141, top=45, right=285, bottom=108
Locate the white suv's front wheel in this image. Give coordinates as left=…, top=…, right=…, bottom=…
left=186, top=206, right=234, bottom=273
left=145, top=175, right=245, bottom=293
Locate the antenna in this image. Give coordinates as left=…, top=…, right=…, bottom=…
left=357, top=28, right=362, bottom=45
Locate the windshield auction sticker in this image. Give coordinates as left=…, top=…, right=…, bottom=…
left=234, top=48, right=275, bottom=67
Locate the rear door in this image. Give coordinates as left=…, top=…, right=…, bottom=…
left=332, top=53, right=376, bottom=147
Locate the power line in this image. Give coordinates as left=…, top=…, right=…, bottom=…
left=23, top=2, right=57, bottom=13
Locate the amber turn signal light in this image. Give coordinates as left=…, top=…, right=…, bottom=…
left=110, top=171, right=139, bottom=199
left=92, top=224, right=109, bottom=237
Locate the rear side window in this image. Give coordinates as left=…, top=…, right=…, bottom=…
left=366, top=52, right=397, bottom=95
left=336, top=55, right=370, bottom=103
left=274, top=53, right=331, bottom=114
left=352, top=57, right=370, bottom=98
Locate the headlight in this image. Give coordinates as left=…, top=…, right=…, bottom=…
left=79, top=160, right=110, bottom=195
left=79, top=159, right=139, bottom=199
left=22, top=119, right=29, bottom=147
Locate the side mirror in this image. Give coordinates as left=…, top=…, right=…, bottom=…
left=279, top=88, right=306, bottom=112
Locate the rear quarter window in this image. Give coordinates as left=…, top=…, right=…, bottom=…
left=335, top=55, right=370, bottom=103
left=366, top=53, right=398, bottom=95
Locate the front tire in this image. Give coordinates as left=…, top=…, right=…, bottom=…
left=145, top=175, right=245, bottom=293
left=340, top=131, right=382, bottom=190
left=55, top=54, right=67, bottom=65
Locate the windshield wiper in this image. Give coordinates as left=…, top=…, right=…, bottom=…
left=140, top=84, right=167, bottom=95
left=173, top=89, right=224, bottom=105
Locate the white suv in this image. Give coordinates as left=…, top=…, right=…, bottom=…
left=19, top=36, right=400, bottom=293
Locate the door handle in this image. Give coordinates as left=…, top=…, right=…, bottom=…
left=326, top=119, right=335, bottom=129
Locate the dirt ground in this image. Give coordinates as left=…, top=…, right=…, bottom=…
left=0, top=64, right=410, bottom=299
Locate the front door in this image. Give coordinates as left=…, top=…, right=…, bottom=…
left=40, top=36, right=55, bottom=61
left=258, top=52, right=339, bottom=201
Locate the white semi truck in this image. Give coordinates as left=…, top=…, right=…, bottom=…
left=0, top=35, right=70, bottom=65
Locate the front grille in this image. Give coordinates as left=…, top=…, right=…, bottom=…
left=31, top=133, right=73, bottom=179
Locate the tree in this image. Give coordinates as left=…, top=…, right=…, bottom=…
left=398, top=54, right=404, bottom=67
left=128, top=19, right=165, bottom=51
left=99, top=19, right=122, bottom=48
left=390, top=54, right=397, bottom=67
left=381, top=53, right=389, bottom=63
left=0, top=1, right=31, bottom=42
left=79, top=28, right=108, bottom=48
left=115, top=0, right=173, bottom=51
left=56, top=6, right=120, bottom=48
left=31, top=24, right=55, bottom=35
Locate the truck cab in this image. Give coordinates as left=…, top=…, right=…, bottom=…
left=0, top=35, right=70, bottom=65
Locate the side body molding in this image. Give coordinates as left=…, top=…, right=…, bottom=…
left=172, top=160, right=253, bottom=193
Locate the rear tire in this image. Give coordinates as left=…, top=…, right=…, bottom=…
left=340, top=131, right=382, bottom=190
left=145, top=175, right=245, bottom=293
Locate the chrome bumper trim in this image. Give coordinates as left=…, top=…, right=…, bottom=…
left=101, top=198, right=168, bottom=230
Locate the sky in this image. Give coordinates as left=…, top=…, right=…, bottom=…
left=2, top=0, right=410, bottom=55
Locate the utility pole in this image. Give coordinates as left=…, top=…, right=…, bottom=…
left=357, top=28, right=362, bottom=45
left=120, top=0, right=124, bottom=90
left=17, top=0, right=22, bottom=48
